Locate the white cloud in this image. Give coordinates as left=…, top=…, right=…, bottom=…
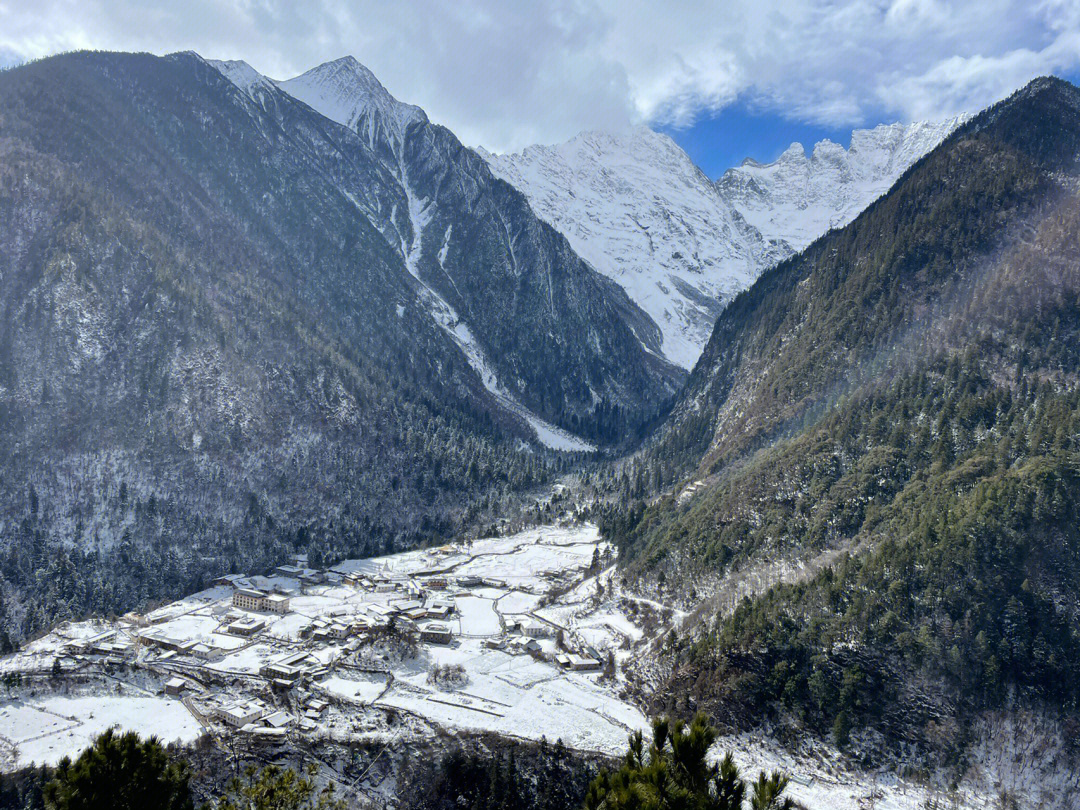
left=1, top=0, right=1078, bottom=151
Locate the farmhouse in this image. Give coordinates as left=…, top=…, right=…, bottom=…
left=214, top=700, right=265, bottom=728
left=425, top=600, right=453, bottom=619
left=239, top=725, right=287, bottom=744
left=139, top=631, right=196, bottom=653
left=420, top=622, right=453, bottom=644
left=190, top=643, right=223, bottom=660
left=226, top=616, right=266, bottom=636
left=520, top=619, right=552, bottom=638
left=260, top=651, right=317, bottom=683
left=507, top=636, right=542, bottom=655
left=341, top=572, right=368, bottom=588
left=213, top=573, right=249, bottom=588
left=558, top=654, right=601, bottom=671
left=298, top=570, right=325, bottom=586
left=164, top=677, right=187, bottom=696
left=262, top=710, right=293, bottom=729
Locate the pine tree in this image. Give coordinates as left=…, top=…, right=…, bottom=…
left=205, top=764, right=346, bottom=810
left=584, top=714, right=793, bottom=810
left=43, top=730, right=192, bottom=810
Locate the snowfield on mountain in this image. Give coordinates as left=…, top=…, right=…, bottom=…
left=484, top=119, right=963, bottom=368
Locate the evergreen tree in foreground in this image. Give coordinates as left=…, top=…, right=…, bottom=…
left=43, top=729, right=192, bottom=810
left=204, top=764, right=347, bottom=810
left=584, top=715, right=794, bottom=810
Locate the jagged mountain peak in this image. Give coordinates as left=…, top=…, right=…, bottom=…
left=276, top=55, right=426, bottom=140
left=716, top=116, right=966, bottom=255
left=200, top=56, right=276, bottom=98
left=961, top=75, right=1080, bottom=172
left=777, top=142, right=807, bottom=161
left=1012, top=74, right=1080, bottom=104
left=206, top=53, right=428, bottom=141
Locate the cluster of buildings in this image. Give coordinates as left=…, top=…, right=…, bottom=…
left=62, top=630, right=134, bottom=661
left=137, top=630, right=225, bottom=661
left=23, top=530, right=626, bottom=762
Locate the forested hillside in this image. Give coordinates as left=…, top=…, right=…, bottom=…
left=0, top=51, right=677, bottom=642
left=600, top=77, right=1080, bottom=770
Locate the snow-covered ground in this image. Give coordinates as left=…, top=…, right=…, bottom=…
left=0, top=694, right=202, bottom=768
left=0, top=521, right=1055, bottom=808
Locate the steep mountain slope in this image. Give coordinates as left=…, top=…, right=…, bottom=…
left=269, top=57, right=682, bottom=444
left=0, top=50, right=677, bottom=640
left=481, top=129, right=782, bottom=369
left=483, top=120, right=960, bottom=368
left=602, top=77, right=1080, bottom=777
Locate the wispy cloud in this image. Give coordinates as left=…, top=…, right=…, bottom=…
left=1, top=0, right=1077, bottom=151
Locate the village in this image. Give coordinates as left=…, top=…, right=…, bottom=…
left=0, top=522, right=657, bottom=772
left=0, top=521, right=1044, bottom=810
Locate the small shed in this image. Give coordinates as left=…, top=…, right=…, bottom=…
left=164, top=677, right=187, bottom=696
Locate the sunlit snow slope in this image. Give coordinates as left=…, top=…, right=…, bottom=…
left=484, top=119, right=963, bottom=368
left=717, top=117, right=969, bottom=253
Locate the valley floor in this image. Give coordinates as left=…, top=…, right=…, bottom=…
left=0, top=523, right=1055, bottom=808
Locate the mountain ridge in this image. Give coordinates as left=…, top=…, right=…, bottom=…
left=599, top=75, right=1080, bottom=779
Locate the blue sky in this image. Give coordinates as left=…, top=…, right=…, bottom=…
left=659, top=104, right=854, bottom=179
left=665, top=64, right=1080, bottom=179
left=2, top=1, right=1080, bottom=167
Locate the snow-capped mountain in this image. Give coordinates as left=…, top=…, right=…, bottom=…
left=480, top=129, right=784, bottom=369
left=717, top=117, right=969, bottom=255
left=276, top=56, right=425, bottom=149
left=205, top=55, right=682, bottom=451
left=483, top=119, right=964, bottom=368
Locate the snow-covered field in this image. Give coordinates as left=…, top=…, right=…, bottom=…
left=0, top=695, right=202, bottom=767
